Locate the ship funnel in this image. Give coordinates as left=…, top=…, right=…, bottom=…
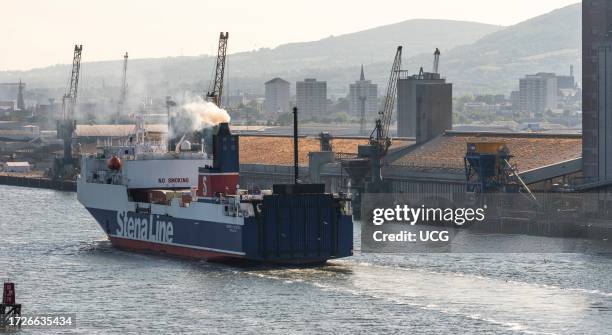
left=217, top=122, right=231, bottom=136
left=212, top=122, right=239, bottom=173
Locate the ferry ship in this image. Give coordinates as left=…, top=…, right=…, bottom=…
left=77, top=121, right=353, bottom=264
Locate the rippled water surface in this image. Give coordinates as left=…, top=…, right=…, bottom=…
left=1, top=185, right=612, bottom=334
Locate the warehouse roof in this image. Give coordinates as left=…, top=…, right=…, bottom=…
left=265, top=77, right=290, bottom=85
left=75, top=124, right=278, bottom=137
left=239, top=136, right=367, bottom=166
left=239, top=135, right=412, bottom=166
left=75, top=124, right=167, bottom=137
left=392, top=131, right=582, bottom=172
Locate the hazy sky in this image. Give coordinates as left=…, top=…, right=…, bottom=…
left=1, top=0, right=579, bottom=71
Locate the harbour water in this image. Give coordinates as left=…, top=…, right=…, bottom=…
left=1, top=184, right=612, bottom=334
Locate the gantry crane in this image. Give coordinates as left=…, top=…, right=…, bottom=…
left=116, top=52, right=128, bottom=123
left=206, top=32, right=228, bottom=107
left=0, top=81, right=26, bottom=110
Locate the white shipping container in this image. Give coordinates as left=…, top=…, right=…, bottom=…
left=3, top=161, right=31, bottom=172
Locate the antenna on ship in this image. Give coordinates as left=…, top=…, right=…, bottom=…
left=165, top=96, right=176, bottom=151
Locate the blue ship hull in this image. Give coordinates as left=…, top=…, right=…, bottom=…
left=86, top=193, right=353, bottom=264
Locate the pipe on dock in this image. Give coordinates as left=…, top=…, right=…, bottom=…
left=293, top=106, right=299, bottom=184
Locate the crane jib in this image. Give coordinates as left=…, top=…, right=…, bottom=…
left=372, top=46, right=402, bottom=154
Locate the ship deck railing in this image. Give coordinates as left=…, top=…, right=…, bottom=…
left=86, top=172, right=123, bottom=185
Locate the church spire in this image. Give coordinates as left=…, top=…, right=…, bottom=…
left=360, top=64, right=365, bottom=81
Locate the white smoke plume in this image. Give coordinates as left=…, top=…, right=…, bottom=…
left=181, top=97, right=231, bottom=129
left=170, top=95, right=231, bottom=137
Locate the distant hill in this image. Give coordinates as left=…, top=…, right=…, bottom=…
left=333, top=3, right=581, bottom=96
left=0, top=4, right=582, bottom=101
left=437, top=2, right=581, bottom=93
left=324, top=3, right=581, bottom=96
left=225, top=19, right=502, bottom=76
left=0, top=19, right=501, bottom=101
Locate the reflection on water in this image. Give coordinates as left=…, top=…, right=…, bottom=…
left=1, top=185, right=612, bottom=334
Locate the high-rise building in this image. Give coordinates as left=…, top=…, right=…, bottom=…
left=518, top=73, right=558, bottom=114
left=557, top=65, right=576, bottom=89
left=264, top=78, right=290, bottom=114
left=348, top=65, right=378, bottom=120
left=397, top=71, right=452, bottom=143
left=583, top=1, right=612, bottom=182
left=296, top=79, right=327, bottom=119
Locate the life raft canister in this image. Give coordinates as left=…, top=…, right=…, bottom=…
left=107, top=155, right=122, bottom=170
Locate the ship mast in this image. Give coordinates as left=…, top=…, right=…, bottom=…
left=116, top=52, right=128, bottom=124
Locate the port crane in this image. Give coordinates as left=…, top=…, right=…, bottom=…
left=366, top=46, right=402, bottom=184
left=433, top=48, right=440, bottom=74
left=206, top=32, right=229, bottom=107
left=61, top=45, right=83, bottom=120
left=53, top=44, right=82, bottom=179
left=341, top=46, right=402, bottom=218
left=0, top=81, right=26, bottom=110
left=116, top=52, right=128, bottom=123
